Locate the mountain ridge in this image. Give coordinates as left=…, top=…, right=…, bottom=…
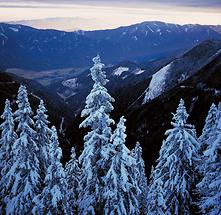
left=124, top=42, right=221, bottom=173
left=143, top=40, right=221, bottom=103
left=0, top=21, right=220, bottom=71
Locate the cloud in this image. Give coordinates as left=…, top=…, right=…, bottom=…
left=151, top=0, right=221, bottom=7
left=1, top=0, right=221, bottom=28
left=9, top=17, right=100, bottom=31
left=1, top=0, right=221, bottom=9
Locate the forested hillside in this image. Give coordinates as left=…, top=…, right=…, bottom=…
left=1, top=56, right=221, bottom=214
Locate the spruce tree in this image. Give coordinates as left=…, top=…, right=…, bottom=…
left=103, top=117, right=140, bottom=215
left=147, top=166, right=166, bottom=215
left=133, top=142, right=148, bottom=214
left=78, top=55, right=115, bottom=214
left=196, top=105, right=221, bottom=214
left=33, top=126, right=69, bottom=214
left=0, top=99, right=17, bottom=211
left=6, top=85, right=40, bottom=214
left=199, top=103, right=218, bottom=153
left=147, top=99, right=199, bottom=215
left=34, top=100, right=52, bottom=181
left=65, top=146, right=82, bottom=214
left=216, top=102, right=221, bottom=129
left=197, top=103, right=218, bottom=175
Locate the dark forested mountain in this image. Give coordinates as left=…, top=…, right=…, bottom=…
left=5, top=39, right=221, bottom=114
left=143, top=40, right=221, bottom=103
left=0, top=21, right=221, bottom=70
left=0, top=72, right=70, bottom=118
left=47, top=60, right=161, bottom=113
left=6, top=57, right=171, bottom=113
left=125, top=41, right=221, bottom=174
left=0, top=72, right=72, bottom=161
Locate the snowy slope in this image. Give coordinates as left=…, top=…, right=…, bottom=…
left=142, top=40, right=221, bottom=104
left=62, top=78, right=79, bottom=89
left=113, top=67, right=129, bottom=76
left=143, top=63, right=171, bottom=103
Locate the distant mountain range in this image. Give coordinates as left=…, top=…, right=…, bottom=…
left=208, top=25, right=221, bottom=35
left=0, top=21, right=221, bottom=70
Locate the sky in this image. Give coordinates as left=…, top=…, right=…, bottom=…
left=0, top=0, right=221, bottom=30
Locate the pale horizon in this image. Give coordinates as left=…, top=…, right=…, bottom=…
left=0, top=0, right=221, bottom=31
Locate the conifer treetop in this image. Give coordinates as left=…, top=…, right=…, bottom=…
left=34, top=99, right=51, bottom=136
left=172, top=98, right=189, bottom=127
left=80, top=55, right=114, bottom=128
left=134, top=142, right=142, bottom=159
left=50, top=126, right=62, bottom=161
left=111, top=116, right=127, bottom=147
left=1, top=99, right=11, bottom=120
left=70, top=147, right=77, bottom=159
left=91, top=54, right=107, bottom=85
left=199, top=103, right=218, bottom=153
left=15, top=85, right=35, bottom=133
left=35, top=100, right=48, bottom=120
left=0, top=99, right=17, bottom=144
left=0, top=99, right=17, bottom=180
left=201, top=103, right=217, bottom=136
left=216, top=102, right=221, bottom=130
left=15, top=85, right=32, bottom=115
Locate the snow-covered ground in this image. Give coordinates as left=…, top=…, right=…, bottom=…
left=143, top=63, right=171, bottom=103
left=113, top=67, right=129, bottom=76
left=62, top=78, right=79, bottom=89
left=9, top=27, right=19, bottom=32
left=134, top=69, right=145, bottom=75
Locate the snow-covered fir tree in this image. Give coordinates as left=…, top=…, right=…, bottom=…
left=65, top=146, right=82, bottom=214
left=197, top=103, right=218, bottom=175
left=132, top=142, right=148, bottom=214
left=34, top=99, right=52, bottom=181
left=103, top=116, right=140, bottom=215
left=0, top=99, right=17, bottom=211
left=216, top=102, right=221, bottom=128
left=147, top=166, right=166, bottom=215
left=196, top=131, right=221, bottom=214
left=199, top=103, right=218, bottom=153
left=196, top=104, right=221, bottom=214
left=5, top=85, right=40, bottom=214
left=33, top=126, right=69, bottom=214
left=78, top=55, right=115, bottom=214
left=147, top=99, right=200, bottom=215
